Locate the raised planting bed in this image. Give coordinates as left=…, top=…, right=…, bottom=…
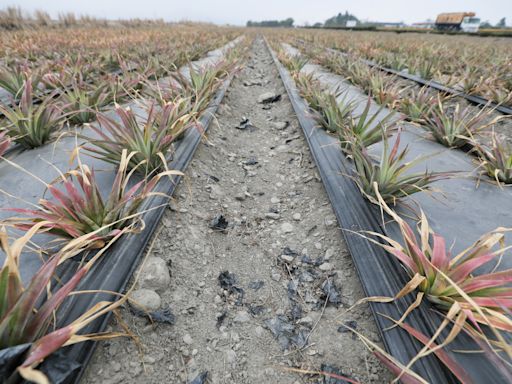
left=266, top=39, right=512, bottom=383
left=292, top=39, right=512, bottom=116
left=0, top=38, right=242, bottom=384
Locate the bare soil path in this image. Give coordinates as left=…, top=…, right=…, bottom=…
left=83, top=37, right=389, bottom=384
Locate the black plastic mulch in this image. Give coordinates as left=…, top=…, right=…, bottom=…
left=267, top=39, right=512, bottom=383
left=32, top=72, right=235, bottom=384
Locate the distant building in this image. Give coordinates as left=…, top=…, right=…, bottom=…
left=412, top=21, right=434, bottom=29
left=367, top=21, right=406, bottom=28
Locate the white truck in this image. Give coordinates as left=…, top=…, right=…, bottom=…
left=435, top=12, right=480, bottom=33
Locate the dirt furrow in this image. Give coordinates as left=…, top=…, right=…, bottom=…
left=83, top=37, right=389, bottom=384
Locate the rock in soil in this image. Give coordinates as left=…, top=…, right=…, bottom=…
left=139, top=257, right=171, bottom=292
left=130, top=288, right=161, bottom=311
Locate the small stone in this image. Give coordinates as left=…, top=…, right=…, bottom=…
left=254, top=326, right=265, bottom=337
left=325, top=219, right=336, bottom=227
left=270, top=197, right=280, bottom=204
left=226, top=349, right=237, bottom=364
left=234, top=311, right=251, bottom=323
left=271, top=121, right=289, bottom=130
left=315, top=242, right=322, bottom=250
left=258, top=92, right=280, bottom=104
left=297, top=316, right=314, bottom=327
left=292, top=213, right=301, bottom=221
left=265, top=212, right=280, bottom=220
left=139, top=257, right=171, bottom=292
left=183, top=334, right=193, bottom=345
left=319, top=262, right=333, bottom=271
left=325, top=248, right=335, bottom=260
left=281, top=254, right=294, bottom=263
left=235, top=193, right=246, bottom=201
left=192, top=349, right=198, bottom=356
left=281, top=222, right=294, bottom=233
left=130, top=289, right=161, bottom=311
left=271, top=272, right=281, bottom=281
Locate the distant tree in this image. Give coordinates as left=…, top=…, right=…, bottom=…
left=313, top=22, right=323, bottom=28
left=480, top=20, right=493, bottom=29
left=246, top=18, right=294, bottom=28
left=496, top=17, right=506, bottom=28
left=324, top=10, right=358, bottom=27
left=282, top=18, right=294, bottom=27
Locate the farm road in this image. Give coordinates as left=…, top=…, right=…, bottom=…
left=83, top=37, right=389, bottom=384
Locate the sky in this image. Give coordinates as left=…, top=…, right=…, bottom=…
left=2, top=0, right=511, bottom=26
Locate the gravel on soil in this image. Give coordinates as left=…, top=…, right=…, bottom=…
left=82, top=37, right=391, bottom=384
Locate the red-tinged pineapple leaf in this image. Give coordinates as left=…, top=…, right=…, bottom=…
left=24, top=267, right=88, bottom=341
left=21, top=325, right=73, bottom=368
left=449, top=253, right=500, bottom=283
left=395, top=321, right=474, bottom=384
left=0, top=254, right=60, bottom=344
left=373, top=351, right=425, bottom=384
left=431, top=234, right=449, bottom=270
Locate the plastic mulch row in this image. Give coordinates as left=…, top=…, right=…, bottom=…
left=46, top=73, right=233, bottom=384
left=0, top=72, right=233, bottom=384
left=266, top=39, right=511, bottom=383
left=296, top=39, right=512, bottom=116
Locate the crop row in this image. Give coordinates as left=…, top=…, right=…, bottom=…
left=278, top=39, right=512, bottom=185
left=0, top=26, right=245, bottom=383
left=278, top=28, right=512, bottom=108
left=268, top=36, right=512, bottom=383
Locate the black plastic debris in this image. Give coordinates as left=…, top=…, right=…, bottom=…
left=248, top=280, right=264, bottom=290
left=282, top=246, right=299, bottom=257
left=337, top=320, right=358, bottom=334
left=218, top=271, right=245, bottom=306
left=210, top=214, right=228, bottom=231
left=290, top=329, right=309, bottom=349
left=218, top=270, right=237, bottom=289
left=321, top=279, right=342, bottom=306
left=287, top=280, right=298, bottom=299
left=40, top=350, right=82, bottom=384
left=321, top=363, right=352, bottom=384
left=0, top=343, right=30, bottom=380
left=298, top=270, right=316, bottom=283
left=130, top=305, right=176, bottom=325
left=290, top=303, right=303, bottom=321
left=264, top=315, right=309, bottom=350
left=206, top=174, right=220, bottom=183
left=235, top=117, right=256, bottom=130
left=243, top=158, right=258, bottom=166
left=248, top=305, right=266, bottom=316
left=264, top=316, right=296, bottom=350
left=189, top=371, right=208, bottom=384
left=216, top=311, right=228, bottom=328
left=301, top=254, right=324, bottom=266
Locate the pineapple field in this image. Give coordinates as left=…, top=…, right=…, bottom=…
left=0, top=10, right=511, bottom=384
